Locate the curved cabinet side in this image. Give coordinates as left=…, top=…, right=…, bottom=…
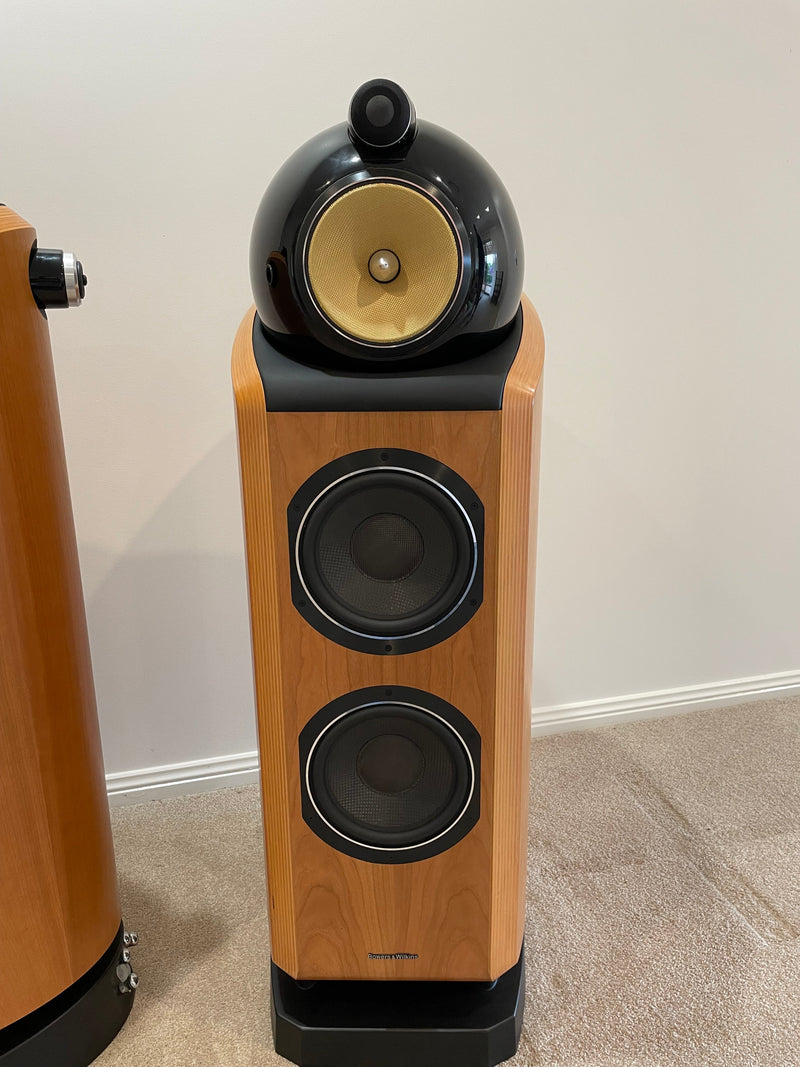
left=0, top=207, right=121, bottom=1028
left=490, top=294, right=544, bottom=976
left=232, top=307, right=298, bottom=975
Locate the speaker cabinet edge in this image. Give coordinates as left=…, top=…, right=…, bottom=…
left=489, top=293, right=544, bottom=977
left=232, top=306, right=300, bottom=976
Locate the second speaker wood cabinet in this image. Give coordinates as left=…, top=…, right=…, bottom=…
left=232, top=295, right=543, bottom=983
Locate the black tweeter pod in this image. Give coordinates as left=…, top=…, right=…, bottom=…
left=348, top=78, right=417, bottom=155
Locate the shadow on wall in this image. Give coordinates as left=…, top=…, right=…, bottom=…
left=81, top=433, right=257, bottom=778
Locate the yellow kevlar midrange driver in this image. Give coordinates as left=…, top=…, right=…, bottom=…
left=306, top=182, right=461, bottom=345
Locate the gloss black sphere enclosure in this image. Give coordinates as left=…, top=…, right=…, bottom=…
left=249, top=79, right=524, bottom=363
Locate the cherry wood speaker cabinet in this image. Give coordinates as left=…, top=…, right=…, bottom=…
left=0, top=207, right=136, bottom=1067
left=233, top=80, right=544, bottom=1067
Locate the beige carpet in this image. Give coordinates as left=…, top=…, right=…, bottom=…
left=94, top=697, right=800, bottom=1067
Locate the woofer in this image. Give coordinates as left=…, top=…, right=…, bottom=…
left=288, top=449, right=484, bottom=654
left=299, top=687, right=481, bottom=864
left=300, top=473, right=471, bottom=632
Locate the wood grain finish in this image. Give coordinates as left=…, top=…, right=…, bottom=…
left=0, top=207, right=121, bottom=1028
left=232, top=297, right=544, bottom=982
left=232, top=310, right=299, bottom=975
left=490, top=294, right=545, bottom=975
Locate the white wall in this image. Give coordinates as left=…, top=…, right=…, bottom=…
left=2, top=1, right=799, bottom=782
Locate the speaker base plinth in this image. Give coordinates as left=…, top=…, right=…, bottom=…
left=271, top=947, right=525, bottom=1067
left=0, top=923, right=135, bottom=1067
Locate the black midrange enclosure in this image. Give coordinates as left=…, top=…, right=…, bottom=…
left=250, top=80, right=523, bottom=364
left=287, top=448, right=484, bottom=655
left=298, top=687, right=481, bottom=865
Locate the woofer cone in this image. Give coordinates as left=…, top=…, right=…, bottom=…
left=296, top=468, right=476, bottom=639
left=306, top=703, right=475, bottom=850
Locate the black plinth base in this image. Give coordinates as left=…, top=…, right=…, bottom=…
left=0, top=923, right=135, bottom=1067
left=271, top=948, right=525, bottom=1067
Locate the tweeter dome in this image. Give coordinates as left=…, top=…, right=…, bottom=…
left=233, top=79, right=544, bottom=1067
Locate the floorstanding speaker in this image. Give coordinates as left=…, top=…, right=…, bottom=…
left=0, top=207, right=137, bottom=1067
left=232, top=80, right=544, bottom=1067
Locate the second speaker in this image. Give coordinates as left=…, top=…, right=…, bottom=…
left=233, top=77, right=544, bottom=1067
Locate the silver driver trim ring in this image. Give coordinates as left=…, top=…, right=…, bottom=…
left=305, top=700, right=476, bottom=853
left=294, top=465, right=478, bottom=642
left=62, top=251, right=82, bottom=307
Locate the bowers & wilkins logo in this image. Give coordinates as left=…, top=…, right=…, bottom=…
left=368, top=952, right=419, bottom=960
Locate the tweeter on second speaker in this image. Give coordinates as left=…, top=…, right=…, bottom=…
left=288, top=448, right=484, bottom=654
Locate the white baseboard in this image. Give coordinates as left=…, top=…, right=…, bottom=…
left=106, top=670, right=800, bottom=803
left=106, top=751, right=259, bottom=806
left=530, top=669, right=800, bottom=736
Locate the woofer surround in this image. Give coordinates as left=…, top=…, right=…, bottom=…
left=299, top=687, right=481, bottom=864
left=288, top=448, right=484, bottom=655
